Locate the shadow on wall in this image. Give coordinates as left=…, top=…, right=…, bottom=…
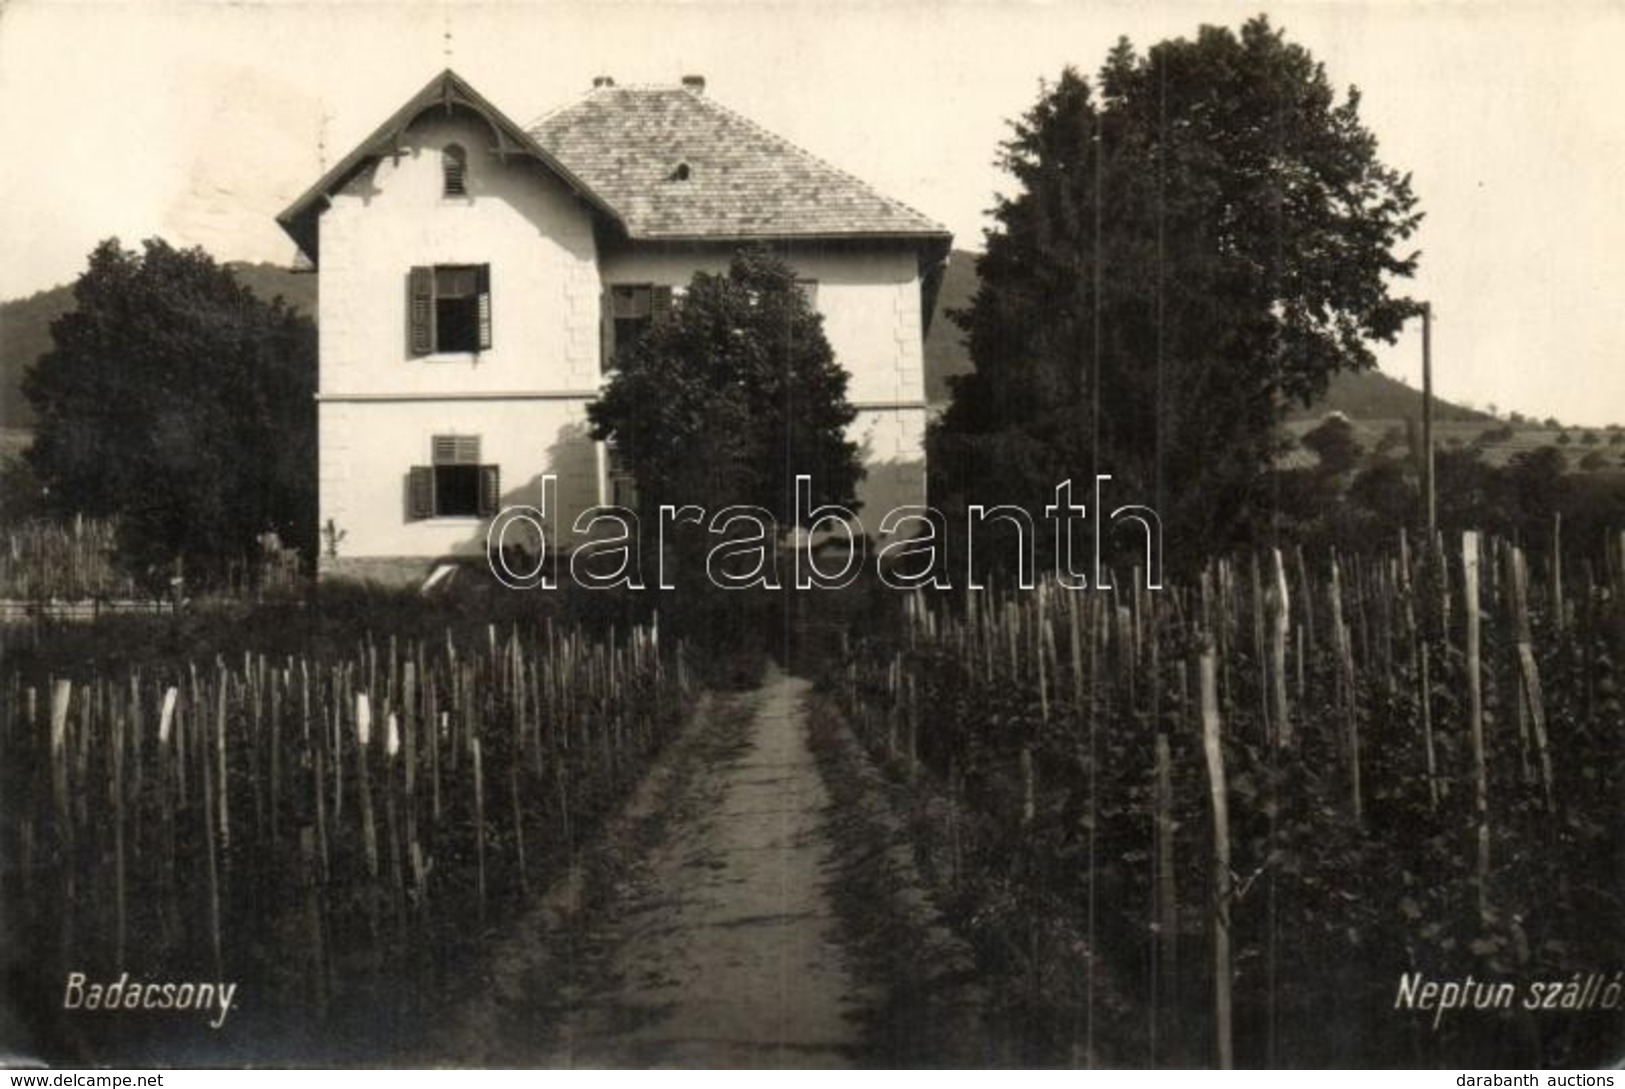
left=450, top=420, right=600, bottom=562
left=325, top=421, right=600, bottom=587
left=335, top=430, right=930, bottom=588
left=853, top=455, right=927, bottom=537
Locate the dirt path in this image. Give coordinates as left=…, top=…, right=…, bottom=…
left=539, top=665, right=872, bottom=1068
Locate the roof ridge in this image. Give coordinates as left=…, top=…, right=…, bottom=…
left=523, top=87, right=600, bottom=132
left=524, top=83, right=692, bottom=132
left=687, top=90, right=947, bottom=234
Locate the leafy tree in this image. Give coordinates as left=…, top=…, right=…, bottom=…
left=933, top=16, right=1423, bottom=569
left=24, top=238, right=316, bottom=586
left=1300, top=415, right=1362, bottom=476
left=587, top=249, right=862, bottom=527
left=1347, top=459, right=1416, bottom=527
left=1434, top=446, right=1502, bottom=536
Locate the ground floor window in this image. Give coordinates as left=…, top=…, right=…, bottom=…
left=408, top=434, right=500, bottom=518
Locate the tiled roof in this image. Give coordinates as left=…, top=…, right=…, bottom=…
left=528, top=86, right=949, bottom=242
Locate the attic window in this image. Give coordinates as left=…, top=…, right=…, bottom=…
left=443, top=144, right=468, bottom=197
left=669, top=162, right=691, bottom=183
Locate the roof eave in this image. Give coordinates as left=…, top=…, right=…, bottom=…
left=623, top=228, right=953, bottom=246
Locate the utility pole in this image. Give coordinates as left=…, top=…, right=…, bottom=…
left=1422, top=302, right=1435, bottom=533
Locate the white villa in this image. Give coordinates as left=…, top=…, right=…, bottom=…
left=277, top=70, right=950, bottom=583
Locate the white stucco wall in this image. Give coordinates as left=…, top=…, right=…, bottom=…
left=315, top=108, right=932, bottom=568
left=319, top=399, right=598, bottom=561
left=598, top=243, right=929, bottom=526
left=848, top=406, right=929, bottom=527
left=318, top=112, right=602, bottom=397
left=317, top=109, right=604, bottom=565
left=597, top=244, right=926, bottom=406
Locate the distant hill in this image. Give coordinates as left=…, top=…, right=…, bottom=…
left=921, top=248, right=1487, bottom=427
left=0, top=286, right=68, bottom=428
left=0, top=262, right=315, bottom=429
left=1283, top=368, right=1489, bottom=425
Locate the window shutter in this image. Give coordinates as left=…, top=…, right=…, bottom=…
left=601, top=286, right=615, bottom=371
left=433, top=435, right=480, bottom=465
left=650, top=284, right=674, bottom=322
left=477, top=465, right=501, bottom=516
left=408, top=266, right=435, bottom=356
left=476, top=264, right=492, bottom=350
left=408, top=466, right=434, bottom=519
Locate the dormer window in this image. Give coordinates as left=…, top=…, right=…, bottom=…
left=442, top=144, right=468, bottom=197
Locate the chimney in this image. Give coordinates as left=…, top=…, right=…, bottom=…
left=681, top=74, right=706, bottom=94
left=592, top=75, right=615, bottom=89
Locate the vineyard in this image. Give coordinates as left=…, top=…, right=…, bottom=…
left=0, top=517, right=139, bottom=602
left=0, top=517, right=305, bottom=607
left=0, top=613, right=695, bottom=1061
left=831, top=530, right=1625, bottom=1068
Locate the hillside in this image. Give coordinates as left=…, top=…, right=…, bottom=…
left=921, top=248, right=1486, bottom=426
left=0, top=262, right=314, bottom=428
left=1283, top=368, right=1489, bottom=425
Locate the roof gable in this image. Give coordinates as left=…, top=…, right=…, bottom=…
left=527, top=85, right=950, bottom=243
left=276, top=69, right=620, bottom=262
left=277, top=71, right=951, bottom=262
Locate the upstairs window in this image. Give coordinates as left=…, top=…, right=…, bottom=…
left=603, top=283, right=674, bottom=369
left=408, top=435, right=500, bottom=519
left=409, top=264, right=491, bottom=355
left=442, top=144, right=468, bottom=197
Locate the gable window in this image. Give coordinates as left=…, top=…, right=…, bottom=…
left=407, top=435, right=501, bottom=519
left=409, top=264, right=492, bottom=355
left=603, top=283, right=673, bottom=369
left=442, top=144, right=468, bottom=197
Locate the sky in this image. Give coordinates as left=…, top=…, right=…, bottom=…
left=1, top=0, right=1622, bottom=426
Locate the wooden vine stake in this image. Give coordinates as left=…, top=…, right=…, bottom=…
left=471, top=734, right=487, bottom=924
left=200, top=684, right=224, bottom=981
left=1152, top=728, right=1176, bottom=1045
left=1199, top=643, right=1233, bottom=1070
left=1509, top=547, right=1555, bottom=811
left=1328, top=556, right=1362, bottom=824
left=50, top=679, right=73, bottom=953
left=1463, top=531, right=1490, bottom=922
left=1269, top=549, right=1292, bottom=748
